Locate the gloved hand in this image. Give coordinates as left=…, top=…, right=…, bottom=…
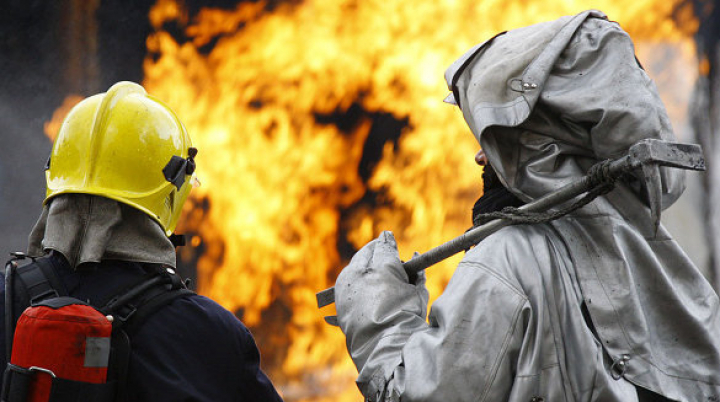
left=335, top=231, right=429, bottom=396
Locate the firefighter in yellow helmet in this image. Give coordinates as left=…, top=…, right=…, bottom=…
left=1, top=82, right=284, bottom=401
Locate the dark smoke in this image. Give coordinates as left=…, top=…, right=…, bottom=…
left=684, top=0, right=720, bottom=290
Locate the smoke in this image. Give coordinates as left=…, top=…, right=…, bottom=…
left=0, top=0, right=155, bottom=259
left=686, top=0, right=720, bottom=290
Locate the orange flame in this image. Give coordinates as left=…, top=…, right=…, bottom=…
left=42, top=1, right=699, bottom=400
left=43, top=95, right=84, bottom=142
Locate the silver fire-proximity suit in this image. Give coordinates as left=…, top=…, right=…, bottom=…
left=334, top=10, right=720, bottom=402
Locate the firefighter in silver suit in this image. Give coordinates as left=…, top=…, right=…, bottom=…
left=334, top=10, right=720, bottom=402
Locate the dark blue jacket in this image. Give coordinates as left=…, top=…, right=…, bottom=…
left=0, top=253, right=283, bottom=402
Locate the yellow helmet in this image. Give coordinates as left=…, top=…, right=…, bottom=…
left=45, top=81, right=197, bottom=236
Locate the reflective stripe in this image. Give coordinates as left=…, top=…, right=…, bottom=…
left=85, top=337, right=111, bottom=368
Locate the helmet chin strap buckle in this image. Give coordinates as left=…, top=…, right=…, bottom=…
left=186, top=147, right=198, bottom=175
left=162, top=147, right=199, bottom=190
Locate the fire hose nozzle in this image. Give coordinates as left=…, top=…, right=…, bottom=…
left=317, top=139, right=705, bottom=322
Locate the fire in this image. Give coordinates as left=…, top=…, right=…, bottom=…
left=43, top=95, right=84, bottom=142
left=41, top=0, right=698, bottom=400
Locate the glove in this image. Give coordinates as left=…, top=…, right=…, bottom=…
left=335, top=231, right=429, bottom=396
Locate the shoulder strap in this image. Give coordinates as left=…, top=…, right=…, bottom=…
left=4, top=255, right=21, bottom=364
left=4, top=253, right=69, bottom=365
left=100, top=268, right=194, bottom=331
left=34, top=297, right=91, bottom=310
left=14, top=256, right=68, bottom=306
left=123, top=287, right=194, bottom=335
left=100, top=267, right=194, bottom=402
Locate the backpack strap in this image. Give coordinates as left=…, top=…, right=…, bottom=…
left=4, top=254, right=70, bottom=364
left=124, top=286, right=194, bottom=335
left=99, top=266, right=194, bottom=402
left=14, top=256, right=68, bottom=306
left=2, top=364, right=116, bottom=402
left=4, top=253, right=68, bottom=366
left=33, top=297, right=90, bottom=309
left=4, top=256, right=20, bottom=365
left=110, top=287, right=193, bottom=402
left=99, top=266, right=194, bottom=332
left=106, top=331, right=130, bottom=402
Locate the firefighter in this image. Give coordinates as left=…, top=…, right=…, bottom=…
left=0, top=82, right=283, bottom=401
left=333, top=10, right=720, bottom=401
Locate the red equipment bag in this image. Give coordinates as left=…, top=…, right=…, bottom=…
left=8, top=298, right=112, bottom=402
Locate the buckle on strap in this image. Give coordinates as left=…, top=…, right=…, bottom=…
left=5, top=363, right=57, bottom=378
left=2, top=364, right=56, bottom=402
left=28, top=366, right=56, bottom=378
left=3, top=364, right=116, bottom=402
left=29, top=289, right=60, bottom=306
left=611, top=354, right=631, bottom=380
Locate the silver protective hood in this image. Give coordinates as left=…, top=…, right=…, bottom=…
left=445, top=9, right=684, bottom=209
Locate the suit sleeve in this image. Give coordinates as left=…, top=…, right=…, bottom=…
left=335, top=232, right=529, bottom=401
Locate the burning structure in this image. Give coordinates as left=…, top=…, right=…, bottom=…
left=0, top=0, right=716, bottom=400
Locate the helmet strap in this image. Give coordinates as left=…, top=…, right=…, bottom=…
left=162, top=147, right=198, bottom=190
left=168, top=233, right=186, bottom=247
